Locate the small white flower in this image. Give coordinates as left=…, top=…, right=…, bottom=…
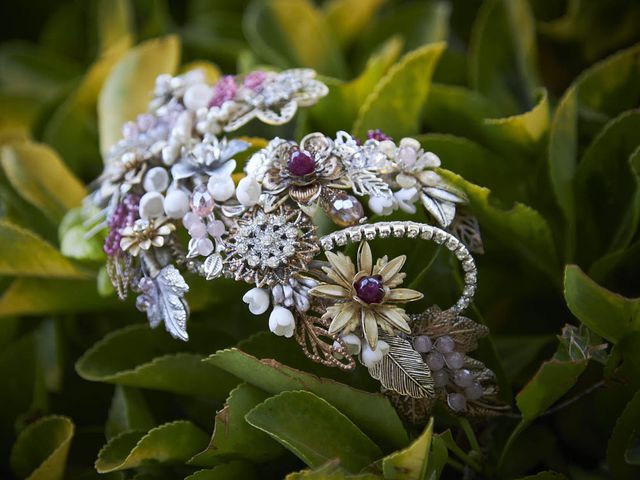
left=268, top=306, right=295, bottom=337
left=236, top=176, right=261, bottom=206
left=243, top=287, right=270, bottom=315
left=368, top=195, right=396, bottom=216
left=208, top=175, right=235, bottom=202
left=394, top=187, right=419, bottom=214
left=361, top=340, right=390, bottom=368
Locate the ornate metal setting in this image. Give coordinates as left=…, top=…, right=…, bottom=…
left=85, top=65, right=499, bottom=419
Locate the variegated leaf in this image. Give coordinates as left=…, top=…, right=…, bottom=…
left=367, top=333, right=435, bottom=398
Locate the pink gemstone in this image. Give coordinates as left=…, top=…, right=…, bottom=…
left=325, top=192, right=364, bottom=227
left=355, top=275, right=385, bottom=304
left=244, top=70, right=267, bottom=90
left=287, top=150, right=316, bottom=177
left=209, top=75, right=237, bottom=107
left=190, top=185, right=215, bottom=217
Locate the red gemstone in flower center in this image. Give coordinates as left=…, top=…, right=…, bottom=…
left=355, top=275, right=385, bottom=304
left=287, top=150, right=316, bottom=177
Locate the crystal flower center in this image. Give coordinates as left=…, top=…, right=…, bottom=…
left=287, top=150, right=316, bottom=177
left=235, top=213, right=299, bottom=269
left=355, top=275, right=385, bottom=304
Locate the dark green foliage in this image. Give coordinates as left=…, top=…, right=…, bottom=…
left=1, top=0, right=640, bottom=478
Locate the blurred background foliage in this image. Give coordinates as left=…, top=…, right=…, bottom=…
left=1, top=0, right=640, bottom=479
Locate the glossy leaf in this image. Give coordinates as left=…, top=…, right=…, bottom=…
left=1, top=141, right=87, bottom=222
left=607, top=390, right=640, bottom=479
left=95, top=421, right=209, bottom=473
left=189, top=383, right=284, bottom=466
left=353, top=42, right=445, bottom=139
left=469, top=0, right=539, bottom=113
left=323, top=0, right=386, bottom=47
left=185, top=462, right=257, bottom=480
left=516, top=358, right=587, bottom=422
left=548, top=43, right=640, bottom=253
left=205, top=348, right=408, bottom=450
left=245, top=391, right=382, bottom=472
left=0, top=221, right=88, bottom=278
left=564, top=264, right=640, bottom=344
left=106, top=386, right=155, bottom=441
left=439, top=171, right=560, bottom=280
left=10, top=415, right=74, bottom=480
left=98, top=35, right=180, bottom=156
left=243, top=0, right=347, bottom=77
left=58, top=206, right=106, bottom=262
left=382, top=417, right=433, bottom=480
left=76, top=324, right=238, bottom=398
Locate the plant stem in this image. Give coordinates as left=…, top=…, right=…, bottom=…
left=459, top=417, right=481, bottom=454
left=446, top=457, right=466, bottom=473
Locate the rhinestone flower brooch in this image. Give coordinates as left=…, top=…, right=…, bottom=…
left=87, top=67, right=503, bottom=419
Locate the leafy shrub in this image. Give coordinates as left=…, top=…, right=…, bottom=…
left=1, top=0, right=640, bottom=479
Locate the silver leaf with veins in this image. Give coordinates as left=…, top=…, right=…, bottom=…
left=145, top=265, right=190, bottom=341
left=367, top=332, right=435, bottom=398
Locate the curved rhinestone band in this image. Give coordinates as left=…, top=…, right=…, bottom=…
left=319, top=221, right=477, bottom=314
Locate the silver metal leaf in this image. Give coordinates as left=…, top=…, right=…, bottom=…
left=367, top=333, right=435, bottom=398
left=348, top=169, right=393, bottom=198
left=203, top=253, right=223, bottom=280
left=447, top=210, right=484, bottom=254
left=145, top=265, right=190, bottom=341
left=420, top=190, right=456, bottom=227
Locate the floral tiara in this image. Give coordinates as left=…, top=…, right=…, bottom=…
left=87, top=67, right=504, bottom=419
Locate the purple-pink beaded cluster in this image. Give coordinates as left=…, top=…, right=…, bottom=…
left=104, top=195, right=140, bottom=257
left=367, top=129, right=392, bottom=142
left=209, top=71, right=268, bottom=108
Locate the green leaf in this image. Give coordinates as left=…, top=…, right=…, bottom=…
left=469, top=0, right=539, bottom=113
left=10, top=415, right=74, bottom=480
left=564, top=265, right=640, bottom=344
left=106, top=386, right=155, bottom=440
left=353, top=42, right=445, bottom=139
left=438, top=171, right=560, bottom=280
left=481, top=88, right=549, bottom=155
left=574, top=112, right=640, bottom=261
left=1, top=141, right=87, bottom=222
left=514, top=472, right=566, bottom=480
left=98, top=0, right=133, bottom=55
left=426, top=436, right=447, bottom=480
left=311, top=36, right=403, bottom=132
left=58, top=206, right=106, bottom=262
left=607, top=390, right=640, bottom=479
left=323, top=0, right=386, bottom=47
left=189, top=383, right=284, bottom=466
left=34, top=318, right=64, bottom=392
left=0, top=277, right=116, bottom=317
left=95, top=421, right=209, bottom=473
left=43, top=37, right=131, bottom=177
left=286, top=459, right=382, bottom=479
left=382, top=417, right=433, bottom=480
left=516, top=358, right=587, bottom=423
left=76, top=324, right=238, bottom=398
left=246, top=391, right=382, bottom=472
left=0, top=221, right=88, bottom=278
left=205, top=348, right=408, bottom=450
left=548, top=43, right=640, bottom=256
left=243, top=0, right=347, bottom=77
left=98, top=35, right=180, bottom=157
left=185, top=462, right=257, bottom=480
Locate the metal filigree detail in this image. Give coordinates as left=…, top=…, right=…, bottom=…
left=447, top=209, right=484, bottom=254
left=224, top=205, right=320, bottom=288
left=294, top=312, right=356, bottom=371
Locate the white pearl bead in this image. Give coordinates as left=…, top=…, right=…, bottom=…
left=236, top=176, right=261, bottom=206
left=183, top=83, right=214, bottom=110
left=399, top=137, right=421, bottom=150
left=143, top=167, right=170, bottom=192
left=163, top=190, right=190, bottom=219
left=368, top=196, right=395, bottom=216
left=361, top=341, right=389, bottom=368
left=207, top=220, right=226, bottom=238
left=341, top=333, right=362, bottom=355
left=139, top=192, right=165, bottom=219
left=188, top=221, right=207, bottom=239
left=196, top=237, right=214, bottom=256
left=242, top=288, right=270, bottom=315
left=182, top=212, right=200, bottom=229
left=208, top=175, right=235, bottom=202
